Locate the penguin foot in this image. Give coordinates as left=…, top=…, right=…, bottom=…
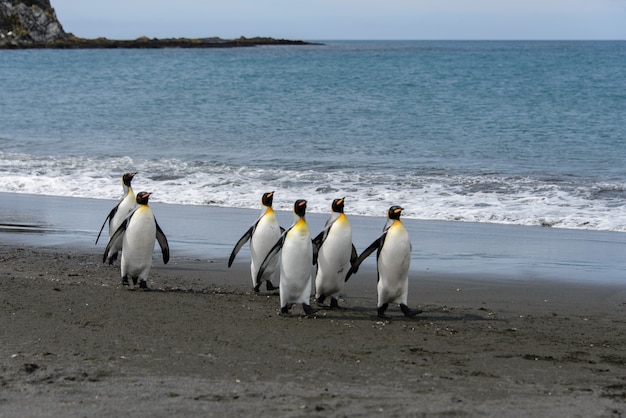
left=330, top=297, right=340, bottom=309
left=121, top=276, right=129, bottom=286
left=139, top=279, right=149, bottom=290
left=400, top=304, right=422, bottom=317
left=107, top=252, right=118, bottom=265
left=302, top=304, right=316, bottom=317
left=254, top=281, right=279, bottom=294
left=132, top=277, right=138, bottom=286
left=266, top=281, right=279, bottom=291
left=315, top=295, right=327, bottom=306
left=377, top=303, right=392, bottom=319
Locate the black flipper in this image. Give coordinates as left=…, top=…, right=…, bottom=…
left=155, top=218, right=169, bottom=264
left=344, top=234, right=384, bottom=282
left=228, top=225, right=254, bottom=267
left=103, top=215, right=130, bottom=263
left=311, top=230, right=324, bottom=265
left=256, top=230, right=288, bottom=285
left=311, top=216, right=336, bottom=264
left=95, top=205, right=118, bottom=244
left=311, top=229, right=326, bottom=250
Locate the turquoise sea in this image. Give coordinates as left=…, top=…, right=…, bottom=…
left=1, top=40, right=625, bottom=230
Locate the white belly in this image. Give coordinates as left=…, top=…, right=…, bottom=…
left=110, top=191, right=136, bottom=236
left=280, top=227, right=312, bottom=306
left=315, top=222, right=352, bottom=297
left=377, top=225, right=411, bottom=306
left=121, top=209, right=156, bottom=280
left=250, top=213, right=282, bottom=285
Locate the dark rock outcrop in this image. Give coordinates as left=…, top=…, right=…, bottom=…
left=0, top=0, right=67, bottom=46
left=0, top=0, right=313, bottom=49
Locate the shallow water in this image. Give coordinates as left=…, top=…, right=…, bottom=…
left=1, top=193, right=624, bottom=285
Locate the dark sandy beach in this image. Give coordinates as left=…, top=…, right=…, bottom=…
left=1, top=193, right=625, bottom=416
left=1, top=241, right=625, bottom=417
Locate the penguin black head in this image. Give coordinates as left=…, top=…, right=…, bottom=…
left=262, top=192, right=275, bottom=207
left=331, top=198, right=345, bottom=213
left=388, top=206, right=403, bottom=220
left=122, top=172, right=137, bottom=187
left=294, top=199, right=307, bottom=217
left=136, top=191, right=152, bottom=205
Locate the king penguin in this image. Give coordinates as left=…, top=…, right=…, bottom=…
left=96, top=172, right=138, bottom=264
left=103, top=191, right=169, bottom=289
left=228, top=191, right=284, bottom=292
left=258, top=200, right=315, bottom=316
left=313, top=197, right=357, bottom=308
left=346, top=206, right=422, bottom=319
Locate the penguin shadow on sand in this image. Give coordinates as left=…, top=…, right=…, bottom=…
left=314, top=297, right=422, bottom=322
left=413, top=306, right=499, bottom=323
left=309, top=297, right=384, bottom=321
left=314, top=298, right=497, bottom=323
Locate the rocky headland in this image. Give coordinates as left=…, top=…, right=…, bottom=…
left=0, top=0, right=312, bottom=49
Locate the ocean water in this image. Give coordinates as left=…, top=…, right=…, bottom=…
left=1, top=40, right=626, bottom=232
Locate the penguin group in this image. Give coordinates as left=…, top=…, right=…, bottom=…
left=97, top=173, right=169, bottom=289
left=227, top=193, right=421, bottom=319
left=96, top=174, right=420, bottom=319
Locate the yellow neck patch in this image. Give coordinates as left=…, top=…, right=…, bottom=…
left=294, top=217, right=308, bottom=232
left=389, top=219, right=403, bottom=229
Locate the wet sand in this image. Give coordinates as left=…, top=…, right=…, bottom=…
left=1, top=242, right=625, bottom=417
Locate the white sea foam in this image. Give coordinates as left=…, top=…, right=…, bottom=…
left=1, top=152, right=625, bottom=232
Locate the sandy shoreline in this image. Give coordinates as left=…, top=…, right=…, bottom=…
left=2, top=191, right=626, bottom=284
left=1, top=242, right=625, bottom=417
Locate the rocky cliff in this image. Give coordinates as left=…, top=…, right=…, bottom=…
left=0, top=0, right=68, bottom=46
left=0, top=0, right=311, bottom=49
